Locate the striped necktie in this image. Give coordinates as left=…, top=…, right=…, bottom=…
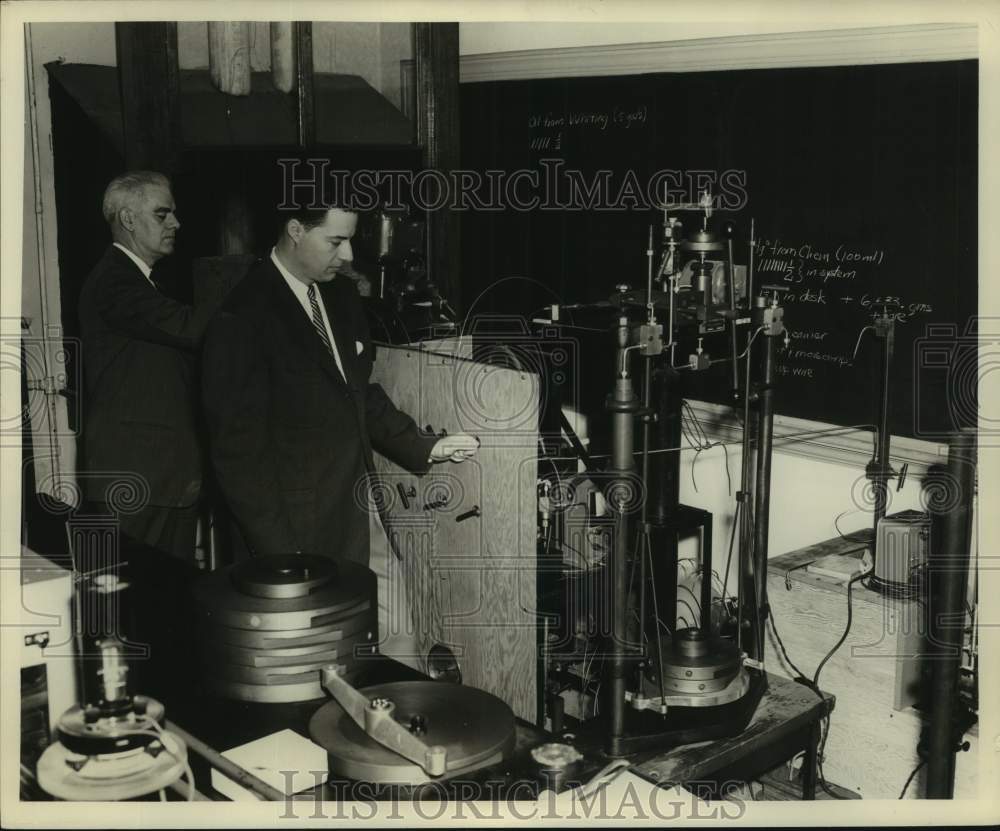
left=307, top=283, right=335, bottom=356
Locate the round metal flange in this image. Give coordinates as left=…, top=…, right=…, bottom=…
left=194, top=559, right=376, bottom=631
left=680, top=231, right=724, bottom=252
left=211, top=661, right=361, bottom=686
left=658, top=671, right=738, bottom=695
left=37, top=730, right=187, bottom=801
left=658, top=629, right=741, bottom=670
left=202, top=628, right=376, bottom=669
left=640, top=665, right=751, bottom=709
left=653, top=629, right=743, bottom=689
left=309, top=681, right=516, bottom=785
left=231, top=553, right=340, bottom=599
left=201, top=609, right=375, bottom=650
left=56, top=697, right=166, bottom=756
left=204, top=670, right=362, bottom=704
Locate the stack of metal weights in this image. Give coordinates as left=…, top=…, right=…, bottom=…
left=194, top=554, right=377, bottom=703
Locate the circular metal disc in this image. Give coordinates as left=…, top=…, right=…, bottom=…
left=202, top=608, right=375, bottom=649
left=659, top=672, right=737, bottom=694
left=194, top=560, right=375, bottom=630
left=680, top=240, right=724, bottom=252
left=56, top=698, right=167, bottom=756
left=656, top=633, right=742, bottom=681
left=231, top=554, right=340, bottom=599
left=309, top=681, right=516, bottom=785
left=643, top=666, right=751, bottom=708
left=211, top=663, right=353, bottom=686
left=37, top=731, right=187, bottom=801
left=204, top=670, right=360, bottom=703
left=202, top=629, right=376, bottom=668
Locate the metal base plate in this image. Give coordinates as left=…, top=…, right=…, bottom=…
left=309, top=681, right=516, bottom=786
left=37, top=731, right=187, bottom=801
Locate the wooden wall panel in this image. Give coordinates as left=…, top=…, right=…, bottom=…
left=370, top=338, right=539, bottom=721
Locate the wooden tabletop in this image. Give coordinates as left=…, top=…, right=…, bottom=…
left=630, top=674, right=834, bottom=785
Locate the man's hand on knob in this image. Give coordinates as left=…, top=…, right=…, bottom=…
left=429, top=434, right=480, bottom=463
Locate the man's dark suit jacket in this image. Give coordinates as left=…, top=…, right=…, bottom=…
left=78, top=245, right=217, bottom=508
left=200, top=258, right=438, bottom=563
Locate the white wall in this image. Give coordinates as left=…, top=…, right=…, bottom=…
left=459, top=21, right=829, bottom=55
left=674, top=442, right=927, bottom=587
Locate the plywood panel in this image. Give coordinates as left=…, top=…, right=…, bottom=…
left=370, top=338, right=539, bottom=721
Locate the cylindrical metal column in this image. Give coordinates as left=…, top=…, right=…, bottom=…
left=926, top=431, right=976, bottom=798
left=606, top=319, right=638, bottom=757
left=749, top=332, right=778, bottom=661
left=872, top=316, right=895, bottom=543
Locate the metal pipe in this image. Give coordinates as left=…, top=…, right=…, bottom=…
left=638, top=355, right=652, bottom=660
left=736, top=330, right=755, bottom=653
left=606, top=318, right=638, bottom=757
left=727, top=233, right=739, bottom=397
left=164, top=720, right=287, bottom=801
left=749, top=331, right=778, bottom=661
left=872, top=314, right=894, bottom=544
left=925, top=431, right=976, bottom=798
left=700, top=514, right=714, bottom=632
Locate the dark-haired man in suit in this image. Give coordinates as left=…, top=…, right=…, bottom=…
left=201, top=206, right=477, bottom=663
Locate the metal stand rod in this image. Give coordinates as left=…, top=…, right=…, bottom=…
left=872, top=315, right=895, bottom=544
left=606, top=318, right=639, bottom=758
left=736, top=332, right=755, bottom=654
left=925, top=431, right=976, bottom=798
left=638, top=356, right=653, bottom=658
left=727, top=233, right=739, bottom=397
left=749, top=332, right=778, bottom=661
left=700, top=516, right=714, bottom=632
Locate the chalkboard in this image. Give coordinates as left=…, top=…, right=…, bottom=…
left=459, top=61, right=977, bottom=440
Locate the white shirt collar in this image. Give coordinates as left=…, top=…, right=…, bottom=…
left=113, top=242, right=155, bottom=286
left=270, top=248, right=346, bottom=380
left=270, top=247, right=314, bottom=303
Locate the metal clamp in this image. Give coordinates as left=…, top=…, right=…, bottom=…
left=319, top=665, right=447, bottom=776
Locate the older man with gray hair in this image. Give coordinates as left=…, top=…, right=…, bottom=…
left=79, top=170, right=219, bottom=561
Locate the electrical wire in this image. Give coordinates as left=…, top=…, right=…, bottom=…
left=116, top=725, right=196, bottom=801
left=851, top=325, right=875, bottom=362
left=768, top=564, right=874, bottom=800
left=720, top=441, right=733, bottom=496
left=899, top=759, right=925, bottom=799
left=536, top=422, right=876, bottom=463
left=721, top=499, right=742, bottom=601
left=812, top=569, right=872, bottom=688
left=833, top=510, right=872, bottom=545
left=531, top=424, right=874, bottom=472
left=766, top=603, right=842, bottom=799
left=644, top=532, right=669, bottom=706
left=690, top=447, right=702, bottom=493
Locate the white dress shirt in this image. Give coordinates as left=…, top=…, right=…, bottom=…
left=270, top=248, right=346, bottom=381
left=113, top=242, right=156, bottom=288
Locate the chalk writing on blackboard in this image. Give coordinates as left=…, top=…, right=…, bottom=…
left=528, top=106, right=649, bottom=132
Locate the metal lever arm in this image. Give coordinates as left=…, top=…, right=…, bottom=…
left=319, top=666, right=447, bottom=776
